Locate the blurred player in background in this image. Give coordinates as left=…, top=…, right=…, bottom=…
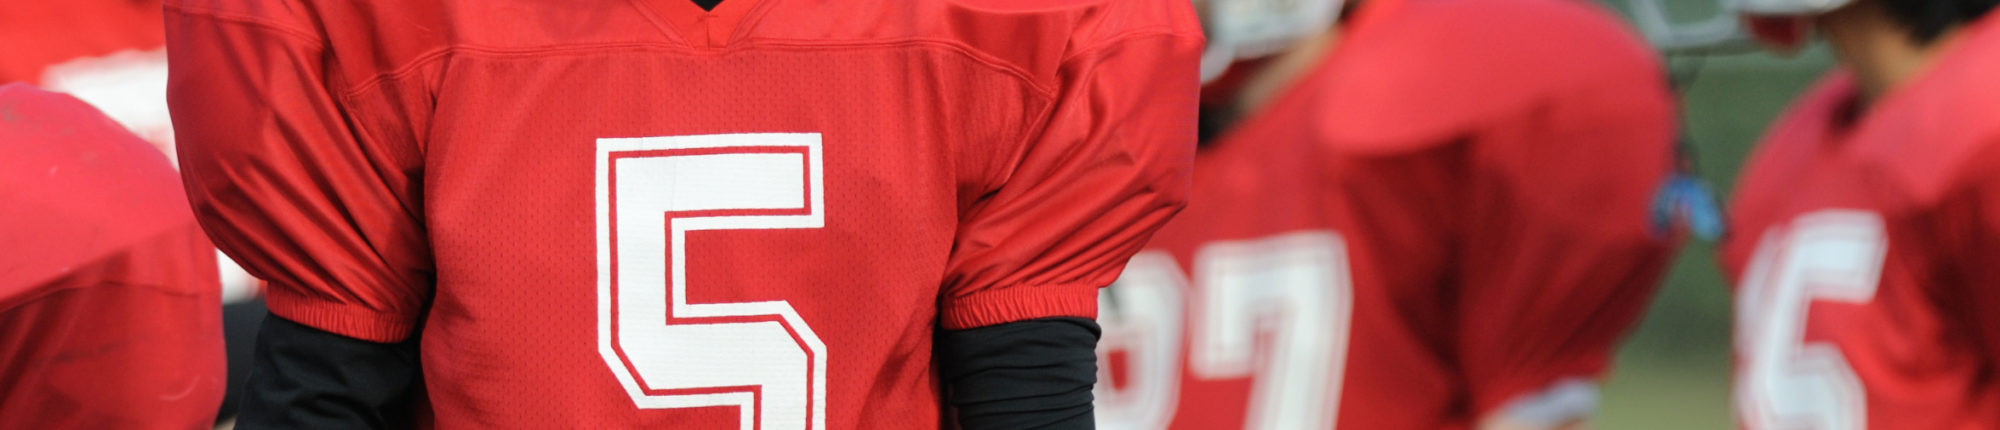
left=1093, top=0, right=1685, bottom=428
left=1640, top=0, right=2000, bottom=427
left=0, top=83, right=226, bottom=429
left=0, top=0, right=173, bottom=150
left=165, top=0, right=1200, bottom=428
left=3, top=1, right=269, bottom=424
left=0, top=0, right=267, bottom=300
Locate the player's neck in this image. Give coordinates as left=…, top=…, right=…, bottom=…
left=1819, top=1, right=1964, bottom=104
left=1231, top=29, right=1338, bottom=116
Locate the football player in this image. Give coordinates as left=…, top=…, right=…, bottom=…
left=164, top=0, right=1202, bottom=428
left=1637, top=0, right=2000, bottom=427
left=1092, top=0, right=1685, bottom=428
left=2, top=2, right=269, bottom=423
left=0, top=83, right=227, bottom=429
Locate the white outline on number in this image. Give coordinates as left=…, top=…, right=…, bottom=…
left=1191, top=231, right=1351, bottom=430
left=595, top=133, right=828, bottom=430
left=1096, top=231, right=1353, bottom=429
left=1737, top=210, right=1884, bottom=430
left=1095, top=252, right=1187, bottom=430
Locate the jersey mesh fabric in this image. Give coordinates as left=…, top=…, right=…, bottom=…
left=1095, top=0, right=1680, bottom=428
left=164, top=0, right=1202, bottom=427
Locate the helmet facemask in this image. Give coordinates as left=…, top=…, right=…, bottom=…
left=1629, top=0, right=1854, bottom=53
left=1198, top=0, right=1345, bottom=82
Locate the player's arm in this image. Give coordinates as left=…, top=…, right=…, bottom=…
left=937, top=317, right=1105, bottom=429
left=164, top=2, right=433, bottom=428
left=1454, top=64, right=1681, bottom=430
left=935, top=15, right=1203, bottom=430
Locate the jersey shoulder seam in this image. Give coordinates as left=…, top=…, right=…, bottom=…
left=744, top=37, right=1057, bottom=99
left=163, top=3, right=326, bottom=48
left=339, top=36, right=1097, bottom=103
left=1060, top=27, right=1191, bottom=65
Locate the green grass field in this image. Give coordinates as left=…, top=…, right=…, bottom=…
left=1588, top=17, right=1837, bottom=427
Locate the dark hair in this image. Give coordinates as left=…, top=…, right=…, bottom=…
left=1880, top=0, right=2000, bottom=44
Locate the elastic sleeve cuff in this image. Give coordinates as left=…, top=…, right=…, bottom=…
left=939, top=282, right=1099, bottom=330
left=263, top=286, right=418, bottom=343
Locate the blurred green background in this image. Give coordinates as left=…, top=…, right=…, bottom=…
left=1588, top=1, right=1835, bottom=428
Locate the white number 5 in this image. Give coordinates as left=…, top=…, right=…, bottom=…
left=596, top=133, right=828, bottom=430
left=1736, top=210, right=1886, bottom=430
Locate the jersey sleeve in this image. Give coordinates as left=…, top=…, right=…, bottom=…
left=936, top=30, right=1202, bottom=330
left=165, top=3, right=432, bottom=343
left=1452, top=68, right=1681, bottom=419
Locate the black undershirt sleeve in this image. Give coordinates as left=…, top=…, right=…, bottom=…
left=235, top=315, right=424, bottom=430
left=239, top=308, right=1095, bottom=429
left=937, top=317, right=1102, bottom=430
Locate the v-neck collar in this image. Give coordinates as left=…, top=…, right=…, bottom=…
left=632, top=0, right=770, bottom=48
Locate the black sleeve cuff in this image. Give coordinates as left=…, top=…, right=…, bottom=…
left=236, top=314, right=424, bottom=430
left=937, top=317, right=1101, bottom=430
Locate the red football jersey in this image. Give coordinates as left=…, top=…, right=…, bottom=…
left=0, top=84, right=226, bottom=429
left=1720, top=12, right=2000, bottom=430
left=165, top=0, right=1200, bottom=428
left=1093, top=0, right=1679, bottom=428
